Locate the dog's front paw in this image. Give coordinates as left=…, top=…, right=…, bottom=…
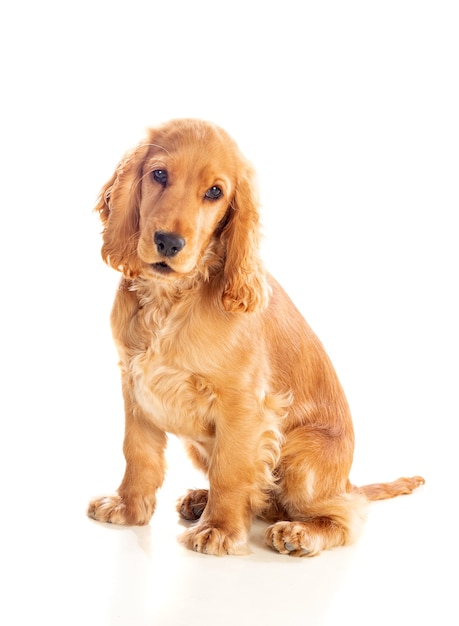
left=87, top=493, right=155, bottom=526
left=180, top=523, right=250, bottom=556
left=177, top=489, right=208, bottom=521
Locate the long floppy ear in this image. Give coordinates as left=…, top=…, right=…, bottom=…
left=221, top=164, right=270, bottom=313
left=94, top=142, right=150, bottom=278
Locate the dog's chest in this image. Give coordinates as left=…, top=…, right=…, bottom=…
left=128, top=304, right=217, bottom=437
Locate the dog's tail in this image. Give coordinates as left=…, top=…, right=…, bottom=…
left=354, top=475, right=425, bottom=501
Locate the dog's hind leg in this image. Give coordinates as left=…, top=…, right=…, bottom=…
left=264, top=424, right=367, bottom=557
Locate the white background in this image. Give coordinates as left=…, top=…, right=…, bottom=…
left=1, top=1, right=457, bottom=625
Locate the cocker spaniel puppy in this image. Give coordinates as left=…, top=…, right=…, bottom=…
left=88, top=118, right=424, bottom=556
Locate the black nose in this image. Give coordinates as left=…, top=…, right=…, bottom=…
left=154, top=231, right=186, bottom=258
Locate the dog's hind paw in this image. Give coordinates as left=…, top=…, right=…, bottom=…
left=265, top=521, right=327, bottom=557
left=177, top=488, right=209, bottom=521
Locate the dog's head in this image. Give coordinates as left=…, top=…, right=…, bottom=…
left=95, top=119, right=269, bottom=312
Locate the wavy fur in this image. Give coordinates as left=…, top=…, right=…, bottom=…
left=88, top=119, right=424, bottom=556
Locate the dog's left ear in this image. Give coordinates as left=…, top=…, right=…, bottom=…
left=221, top=164, right=270, bottom=313
left=94, top=141, right=150, bottom=278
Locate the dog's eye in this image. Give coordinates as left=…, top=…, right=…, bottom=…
left=205, top=186, right=222, bottom=200
left=152, top=169, right=168, bottom=186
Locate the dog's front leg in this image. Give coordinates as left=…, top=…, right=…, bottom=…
left=180, top=392, right=277, bottom=556
left=179, top=454, right=253, bottom=555
left=88, top=384, right=167, bottom=526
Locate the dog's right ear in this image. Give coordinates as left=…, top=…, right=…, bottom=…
left=221, top=164, right=270, bottom=313
left=94, top=142, right=150, bottom=278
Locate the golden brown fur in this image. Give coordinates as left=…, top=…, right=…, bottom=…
left=87, top=118, right=424, bottom=556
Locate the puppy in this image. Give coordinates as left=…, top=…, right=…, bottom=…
left=88, top=118, right=424, bottom=556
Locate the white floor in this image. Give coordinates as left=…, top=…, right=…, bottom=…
left=1, top=409, right=454, bottom=626
left=2, top=2, right=458, bottom=625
